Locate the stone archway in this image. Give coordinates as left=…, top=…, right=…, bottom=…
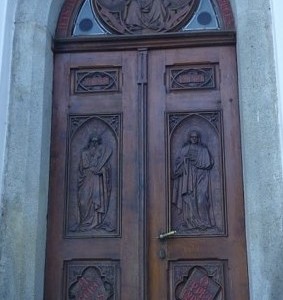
left=0, top=1, right=64, bottom=299
left=0, top=0, right=283, bottom=299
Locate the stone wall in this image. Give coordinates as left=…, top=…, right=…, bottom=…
left=0, top=0, right=17, bottom=298
left=0, top=0, right=283, bottom=299
left=0, top=1, right=64, bottom=298
left=231, top=0, right=283, bottom=298
left=0, top=0, right=16, bottom=226
left=271, top=0, right=283, bottom=173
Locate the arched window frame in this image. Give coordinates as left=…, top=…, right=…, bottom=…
left=55, top=0, right=235, bottom=39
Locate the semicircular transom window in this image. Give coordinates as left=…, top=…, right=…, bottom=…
left=73, top=0, right=223, bottom=36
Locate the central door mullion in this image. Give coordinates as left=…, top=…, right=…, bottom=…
left=137, top=48, right=148, bottom=299
left=147, top=49, right=168, bottom=299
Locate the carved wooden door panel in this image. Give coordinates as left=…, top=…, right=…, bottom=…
left=45, top=51, right=145, bottom=299
left=147, top=47, right=249, bottom=299
left=45, top=45, right=249, bottom=299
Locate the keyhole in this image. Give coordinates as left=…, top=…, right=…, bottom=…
left=159, top=248, right=166, bottom=260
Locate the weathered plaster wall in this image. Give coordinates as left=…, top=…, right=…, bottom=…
left=0, top=0, right=64, bottom=299
left=0, top=0, right=16, bottom=224
left=0, top=0, right=283, bottom=299
left=231, top=0, right=283, bottom=298
left=271, top=0, right=283, bottom=173
left=0, top=0, right=17, bottom=297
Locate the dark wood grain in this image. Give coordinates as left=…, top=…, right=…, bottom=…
left=45, top=41, right=249, bottom=300
left=53, top=31, right=236, bottom=53
left=44, top=51, right=144, bottom=300
left=147, top=46, right=249, bottom=299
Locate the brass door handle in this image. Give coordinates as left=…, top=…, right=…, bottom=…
left=159, top=230, right=177, bottom=240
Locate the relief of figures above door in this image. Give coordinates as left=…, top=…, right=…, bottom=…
left=72, top=0, right=226, bottom=36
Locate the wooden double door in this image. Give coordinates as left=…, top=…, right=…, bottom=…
left=45, top=45, right=249, bottom=299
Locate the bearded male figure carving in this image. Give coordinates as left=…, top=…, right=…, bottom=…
left=76, top=134, right=112, bottom=232
left=172, top=130, right=216, bottom=230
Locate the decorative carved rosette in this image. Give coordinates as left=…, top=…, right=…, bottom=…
left=92, top=0, right=200, bottom=34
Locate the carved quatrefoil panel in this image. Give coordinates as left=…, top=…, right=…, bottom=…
left=170, top=260, right=226, bottom=300
left=65, top=260, right=120, bottom=300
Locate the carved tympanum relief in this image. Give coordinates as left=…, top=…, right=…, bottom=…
left=66, top=115, right=121, bottom=237
left=66, top=261, right=119, bottom=299
left=171, top=261, right=225, bottom=300
left=168, top=112, right=225, bottom=236
left=92, top=0, right=200, bottom=34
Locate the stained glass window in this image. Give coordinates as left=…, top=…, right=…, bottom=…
left=183, top=0, right=220, bottom=31
left=73, top=0, right=108, bottom=36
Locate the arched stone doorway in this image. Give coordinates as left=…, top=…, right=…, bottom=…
left=1, top=0, right=283, bottom=299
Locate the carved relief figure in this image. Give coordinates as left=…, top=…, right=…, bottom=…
left=75, top=134, right=112, bottom=232
left=124, top=0, right=167, bottom=30
left=94, top=0, right=197, bottom=34
left=172, top=130, right=216, bottom=230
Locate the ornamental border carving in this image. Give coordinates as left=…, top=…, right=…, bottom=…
left=73, top=68, right=121, bottom=94
left=167, top=65, right=216, bottom=91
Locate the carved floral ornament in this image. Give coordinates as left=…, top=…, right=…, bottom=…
left=92, top=0, right=200, bottom=34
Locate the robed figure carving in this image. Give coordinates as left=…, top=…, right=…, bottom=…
left=124, top=0, right=167, bottom=31
left=172, top=130, right=216, bottom=230
left=75, top=134, right=112, bottom=232
left=94, top=0, right=198, bottom=34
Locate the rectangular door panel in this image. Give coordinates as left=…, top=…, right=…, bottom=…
left=147, top=47, right=249, bottom=299
left=45, top=51, right=143, bottom=299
